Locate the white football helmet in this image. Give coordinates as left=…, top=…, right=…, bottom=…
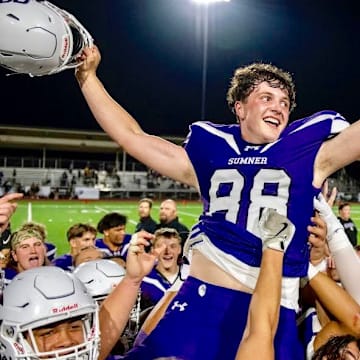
left=0, top=266, right=100, bottom=360
left=0, top=0, right=93, bottom=76
left=73, top=259, right=126, bottom=302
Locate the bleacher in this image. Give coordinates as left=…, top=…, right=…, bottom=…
left=1, top=125, right=357, bottom=202
left=0, top=166, right=199, bottom=200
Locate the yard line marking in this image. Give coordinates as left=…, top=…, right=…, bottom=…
left=94, top=206, right=110, bottom=213
left=27, top=202, right=32, bottom=222
left=94, top=206, right=133, bottom=214
left=94, top=205, right=137, bottom=226
left=178, top=211, right=200, bottom=218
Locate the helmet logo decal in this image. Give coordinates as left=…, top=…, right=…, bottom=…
left=52, top=303, right=78, bottom=313
left=13, top=342, right=24, bottom=354
left=60, top=35, right=70, bottom=61
left=87, top=325, right=96, bottom=341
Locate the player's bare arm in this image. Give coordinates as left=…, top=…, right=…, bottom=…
left=314, top=119, right=360, bottom=187
left=76, top=46, right=198, bottom=189
left=99, top=231, right=166, bottom=360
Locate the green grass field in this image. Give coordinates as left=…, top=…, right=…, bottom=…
left=10, top=199, right=360, bottom=256
left=10, top=199, right=203, bottom=255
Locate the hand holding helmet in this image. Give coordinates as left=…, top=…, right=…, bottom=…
left=75, top=45, right=102, bottom=87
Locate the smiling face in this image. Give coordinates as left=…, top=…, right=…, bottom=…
left=153, top=234, right=181, bottom=273
left=12, top=237, right=46, bottom=272
left=234, top=81, right=291, bottom=144
left=28, top=318, right=85, bottom=354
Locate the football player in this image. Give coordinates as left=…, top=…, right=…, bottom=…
left=73, top=44, right=360, bottom=359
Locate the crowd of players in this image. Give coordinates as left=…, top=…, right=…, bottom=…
left=0, top=76, right=360, bottom=360
left=0, top=188, right=360, bottom=359
left=1, top=1, right=360, bottom=358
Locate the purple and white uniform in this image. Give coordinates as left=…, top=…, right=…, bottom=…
left=95, top=234, right=132, bottom=260
left=123, top=111, right=349, bottom=360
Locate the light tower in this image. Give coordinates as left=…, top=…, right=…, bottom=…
left=191, top=0, right=231, bottom=120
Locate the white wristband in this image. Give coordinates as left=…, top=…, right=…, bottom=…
left=313, top=258, right=327, bottom=273
left=307, top=263, right=319, bottom=281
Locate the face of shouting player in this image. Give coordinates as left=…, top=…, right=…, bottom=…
left=12, top=237, right=46, bottom=272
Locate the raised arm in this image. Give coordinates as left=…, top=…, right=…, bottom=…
left=75, top=46, right=198, bottom=188
left=99, top=231, right=165, bottom=360
left=314, top=120, right=360, bottom=187
left=308, top=266, right=360, bottom=350
left=314, top=194, right=360, bottom=304
left=235, top=208, right=295, bottom=360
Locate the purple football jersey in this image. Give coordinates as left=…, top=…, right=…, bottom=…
left=184, top=110, right=348, bottom=277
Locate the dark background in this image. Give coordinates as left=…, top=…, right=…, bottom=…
left=1, top=0, right=359, bottom=137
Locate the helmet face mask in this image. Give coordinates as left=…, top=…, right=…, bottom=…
left=0, top=0, right=93, bottom=77
left=0, top=267, right=100, bottom=360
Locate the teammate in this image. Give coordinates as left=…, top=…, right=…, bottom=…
left=73, top=258, right=138, bottom=355
left=73, top=245, right=104, bottom=267
left=0, top=230, right=164, bottom=360
left=295, top=192, right=360, bottom=359
left=52, top=223, right=97, bottom=271
left=0, top=266, right=101, bottom=360
left=74, top=44, right=360, bottom=359
left=141, top=228, right=183, bottom=308
left=3, top=225, right=49, bottom=284
left=17, top=221, right=57, bottom=261
left=96, top=212, right=131, bottom=265
left=311, top=335, right=360, bottom=360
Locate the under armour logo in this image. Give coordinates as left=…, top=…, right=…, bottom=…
left=244, top=145, right=261, bottom=151
left=171, top=301, right=188, bottom=312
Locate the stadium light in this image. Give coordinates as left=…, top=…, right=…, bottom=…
left=192, top=0, right=230, bottom=4
left=191, top=0, right=230, bottom=120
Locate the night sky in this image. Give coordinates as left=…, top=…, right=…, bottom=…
left=1, top=0, right=359, bottom=138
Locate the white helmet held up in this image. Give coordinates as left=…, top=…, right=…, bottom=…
left=0, top=0, right=93, bottom=76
